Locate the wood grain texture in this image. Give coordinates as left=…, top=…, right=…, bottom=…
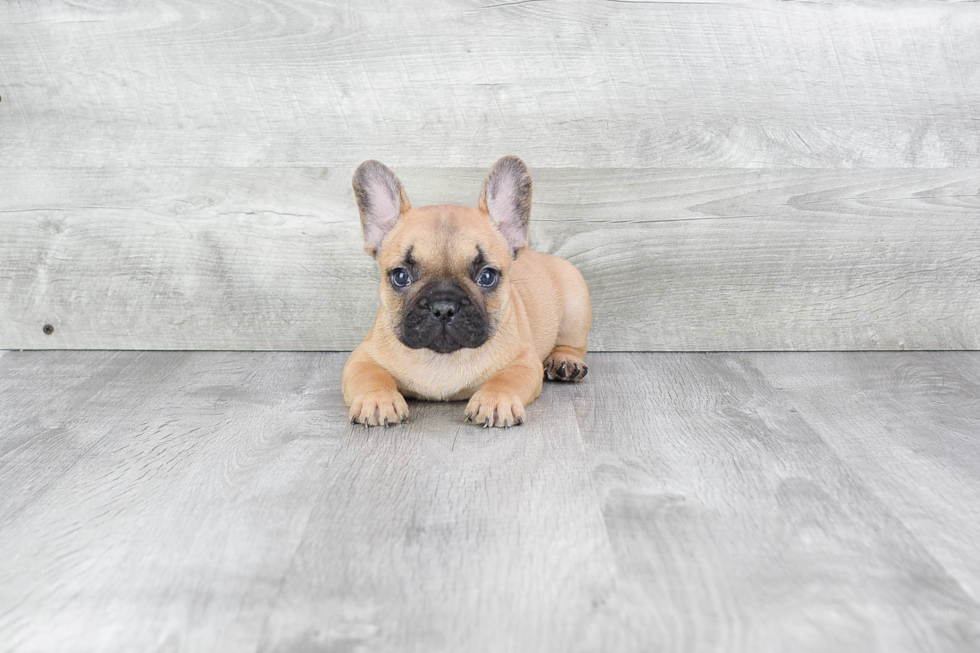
left=3, top=351, right=980, bottom=652
left=569, top=352, right=980, bottom=652
left=754, top=352, right=980, bottom=603
left=2, top=167, right=978, bottom=351
left=1, top=0, right=978, bottom=168
left=259, top=384, right=614, bottom=652
left=0, top=351, right=349, bottom=652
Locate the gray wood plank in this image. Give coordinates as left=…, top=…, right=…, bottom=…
left=0, top=351, right=349, bottom=652
left=259, top=389, right=616, bottom=653
left=0, top=351, right=619, bottom=652
left=753, top=352, right=980, bottom=603
left=1, top=1, right=978, bottom=168
left=4, top=351, right=980, bottom=651
left=571, top=353, right=980, bottom=652
left=2, top=167, right=978, bottom=351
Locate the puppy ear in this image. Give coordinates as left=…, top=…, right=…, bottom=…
left=352, top=160, right=411, bottom=257
left=479, top=155, right=532, bottom=255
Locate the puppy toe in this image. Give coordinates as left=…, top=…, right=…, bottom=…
left=544, top=354, right=589, bottom=383
left=465, top=391, right=525, bottom=428
left=349, top=391, right=409, bottom=427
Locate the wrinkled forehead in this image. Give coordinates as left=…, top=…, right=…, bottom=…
left=382, top=206, right=508, bottom=273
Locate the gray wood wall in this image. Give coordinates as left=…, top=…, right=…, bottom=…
left=1, top=0, right=978, bottom=351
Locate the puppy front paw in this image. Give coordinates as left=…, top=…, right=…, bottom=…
left=465, top=390, right=525, bottom=428
left=349, top=391, right=409, bottom=427
left=543, top=353, right=588, bottom=382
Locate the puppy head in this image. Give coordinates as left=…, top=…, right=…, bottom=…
left=352, top=156, right=532, bottom=354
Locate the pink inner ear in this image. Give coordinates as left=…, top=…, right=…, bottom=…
left=364, top=176, right=401, bottom=249
left=488, top=184, right=526, bottom=249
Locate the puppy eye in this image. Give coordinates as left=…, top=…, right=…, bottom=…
left=389, top=267, right=412, bottom=288
left=476, top=267, right=499, bottom=288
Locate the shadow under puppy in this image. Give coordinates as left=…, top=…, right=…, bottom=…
left=343, top=156, right=592, bottom=427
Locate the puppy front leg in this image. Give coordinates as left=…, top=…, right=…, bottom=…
left=342, top=346, right=409, bottom=426
left=465, top=351, right=544, bottom=428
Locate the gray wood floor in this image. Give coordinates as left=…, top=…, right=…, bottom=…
left=2, top=351, right=979, bottom=652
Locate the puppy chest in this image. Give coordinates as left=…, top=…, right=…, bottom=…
left=392, top=364, right=488, bottom=402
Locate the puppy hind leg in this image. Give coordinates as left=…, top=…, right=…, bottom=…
left=545, top=269, right=592, bottom=382
left=544, top=346, right=589, bottom=381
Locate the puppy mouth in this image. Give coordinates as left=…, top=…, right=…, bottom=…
left=399, top=320, right=489, bottom=354
left=423, top=326, right=471, bottom=354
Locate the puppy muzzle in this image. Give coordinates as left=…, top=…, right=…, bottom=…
left=399, top=282, right=490, bottom=353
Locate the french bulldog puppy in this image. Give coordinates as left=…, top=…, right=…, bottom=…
left=343, top=156, right=591, bottom=427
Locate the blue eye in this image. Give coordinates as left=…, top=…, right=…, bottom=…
left=477, top=268, right=499, bottom=288
left=390, top=267, right=412, bottom=288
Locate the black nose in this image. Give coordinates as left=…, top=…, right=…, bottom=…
left=430, top=299, right=459, bottom=320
